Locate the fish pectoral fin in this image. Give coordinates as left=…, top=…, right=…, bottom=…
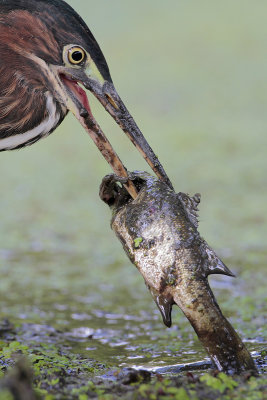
left=208, top=258, right=236, bottom=277
left=202, top=242, right=235, bottom=277
left=154, top=293, right=174, bottom=328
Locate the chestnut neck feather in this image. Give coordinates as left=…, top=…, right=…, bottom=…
left=0, top=0, right=112, bottom=150
left=0, top=10, right=66, bottom=149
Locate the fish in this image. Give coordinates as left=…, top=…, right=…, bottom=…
left=100, top=171, right=258, bottom=375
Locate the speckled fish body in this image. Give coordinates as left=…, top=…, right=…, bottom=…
left=100, top=172, right=257, bottom=375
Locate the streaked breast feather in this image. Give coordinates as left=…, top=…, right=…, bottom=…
left=0, top=93, right=62, bottom=151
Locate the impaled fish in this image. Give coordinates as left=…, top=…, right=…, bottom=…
left=100, top=172, right=258, bottom=375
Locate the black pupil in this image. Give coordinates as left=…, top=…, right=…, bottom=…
left=72, top=51, right=83, bottom=62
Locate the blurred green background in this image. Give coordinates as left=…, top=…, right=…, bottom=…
left=0, top=0, right=266, bottom=373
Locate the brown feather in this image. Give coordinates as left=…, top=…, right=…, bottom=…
left=0, top=10, right=65, bottom=146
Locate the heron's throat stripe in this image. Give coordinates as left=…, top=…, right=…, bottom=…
left=0, top=94, right=60, bottom=151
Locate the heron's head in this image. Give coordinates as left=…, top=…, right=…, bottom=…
left=0, top=0, right=172, bottom=191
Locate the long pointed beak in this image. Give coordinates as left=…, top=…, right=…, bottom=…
left=83, top=79, right=174, bottom=191
left=54, top=61, right=173, bottom=195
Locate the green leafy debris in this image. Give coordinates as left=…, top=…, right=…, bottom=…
left=134, top=237, right=143, bottom=248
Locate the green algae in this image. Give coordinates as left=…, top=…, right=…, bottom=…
left=0, top=355, right=266, bottom=400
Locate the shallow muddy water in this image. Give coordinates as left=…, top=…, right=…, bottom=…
left=0, top=248, right=266, bottom=378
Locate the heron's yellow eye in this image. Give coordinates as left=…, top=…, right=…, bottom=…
left=68, top=47, right=86, bottom=65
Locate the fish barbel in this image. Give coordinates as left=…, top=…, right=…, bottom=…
left=100, top=172, right=257, bottom=375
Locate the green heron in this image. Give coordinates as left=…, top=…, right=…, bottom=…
left=0, top=0, right=173, bottom=197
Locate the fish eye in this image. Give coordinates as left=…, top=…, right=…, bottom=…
left=68, top=46, right=86, bottom=65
